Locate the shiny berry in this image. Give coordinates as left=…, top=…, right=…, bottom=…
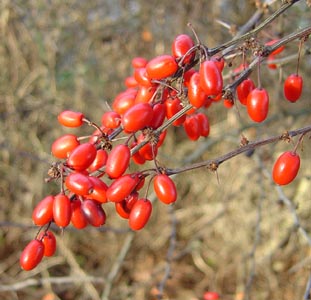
left=199, top=60, right=223, bottom=96
left=146, top=55, right=178, bottom=80
left=272, top=151, right=300, bottom=185
left=53, top=193, right=72, bottom=228
left=65, top=172, right=93, bottom=195
left=38, top=231, right=56, bottom=257
left=122, top=103, right=153, bottom=132
left=51, top=134, right=80, bottom=159
left=67, top=143, right=97, bottom=171
left=32, top=195, right=55, bottom=226
left=105, top=144, right=131, bottom=179
left=246, top=88, right=269, bottom=123
left=20, top=239, right=44, bottom=271
left=153, top=174, right=177, bottom=204
left=58, top=110, right=84, bottom=127
left=129, top=198, right=152, bottom=230
left=283, top=74, right=303, bottom=102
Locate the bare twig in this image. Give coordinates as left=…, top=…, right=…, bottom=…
left=101, top=232, right=135, bottom=300
left=244, top=154, right=265, bottom=299
left=0, top=276, right=105, bottom=292
left=209, top=0, right=303, bottom=55
left=166, top=124, right=311, bottom=175
left=304, top=273, right=311, bottom=300
left=157, top=205, right=177, bottom=300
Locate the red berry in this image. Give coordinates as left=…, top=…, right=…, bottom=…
left=132, top=57, right=148, bottom=68
left=105, top=144, right=131, bottom=179
left=122, top=103, right=154, bottom=132
left=135, top=85, right=157, bottom=103
left=71, top=199, right=88, bottom=229
left=199, top=60, right=223, bottom=96
left=20, top=239, right=45, bottom=271
left=58, top=110, right=85, bottom=127
left=67, top=143, right=97, bottom=171
left=53, top=193, right=72, bottom=228
left=223, top=98, right=234, bottom=109
left=165, top=97, right=187, bottom=126
left=172, top=34, right=195, bottom=64
left=124, top=76, right=138, bottom=88
left=88, top=149, right=108, bottom=173
left=283, top=74, right=303, bottom=102
left=129, top=198, right=152, bottom=230
left=149, top=103, right=166, bottom=129
left=184, top=115, right=201, bottom=141
left=87, top=176, right=108, bottom=203
left=203, top=291, right=220, bottom=300
left=131, top=141, right=146, bottom=165
left=51, top=134, right=80, bottom=159
left=32, top=195, right=55, bottom=226
left=137, top=133, right=158, bottom=161
left=246, top=88, right=269, bottom=123
left=134, top=67, right=153, bottom=87
left=115, top=192, right=139, bottom=219
left=236, top=78, right=255, bottom=106
left=183, top=68, right=197, bottom=87
left=272, top=151, right=300, bottom=185
left=112, top=89, right=136, bottom=115
left=38, top=231, right=56, bottom=257
left=196, top=113, right=210, bottom=138
left=81, top=199, right=106, bottom=227
left=146, top=55, right=178, bottom=80
left=153, top=174, right=177, bottom=204
left=265, top=39, right=285, bottom=56
left=188, top=72, right=208, bottom=108
left=65, top=172, right=93, bottom=195
left=211, top=56, right=225, bottom=72
left=106, top=174, right=140, bottom=203
left=267, top=55, right=277, bottom=70
left=101, top=111, right=121, bottom=129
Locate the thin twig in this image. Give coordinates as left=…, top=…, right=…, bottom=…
left=157, top=205, right=177, bottom=300
left=166, top=124, right=311, bottom=175
left=208, top=0, right=303, bottom=56
left=0, top=276, right=105, bottom=292
left=244, top=154, right=265, bottom=299
left=304, top=273, right=311, bottom=300
left=101, top=232, right=135, bottom=300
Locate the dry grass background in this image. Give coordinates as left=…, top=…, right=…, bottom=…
left=0, top=1, right=311, bottom=300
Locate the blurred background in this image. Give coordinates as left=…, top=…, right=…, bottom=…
left=0, top=0, right=310, bottom=299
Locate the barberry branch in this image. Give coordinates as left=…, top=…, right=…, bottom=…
left=209, top=0, right=303, bottom=55
left=166, top=124, right=311, bottom=175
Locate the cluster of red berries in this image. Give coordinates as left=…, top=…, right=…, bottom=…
left=20, top=32, right=304, bottom=271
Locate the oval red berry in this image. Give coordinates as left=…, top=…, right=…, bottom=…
left=246, top=88, right=269, bottom=123
left=20, top=239, right=45, bottom=271
left=272, top=151, right=300, bottom=185
left=153, top=174, right=177, bottom=204
left=146, top=55, right=178, bottom=80
left=129, top=198, right=152, bottom=230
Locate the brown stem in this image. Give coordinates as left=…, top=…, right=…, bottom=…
left=165, top=124, right=311, bottom=175
left=208, top=0, right=302, bottom=56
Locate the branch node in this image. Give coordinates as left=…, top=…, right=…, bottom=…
left=280, top=130, right=291, bottom=143
left=240, top=134, right=250, bottom=147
